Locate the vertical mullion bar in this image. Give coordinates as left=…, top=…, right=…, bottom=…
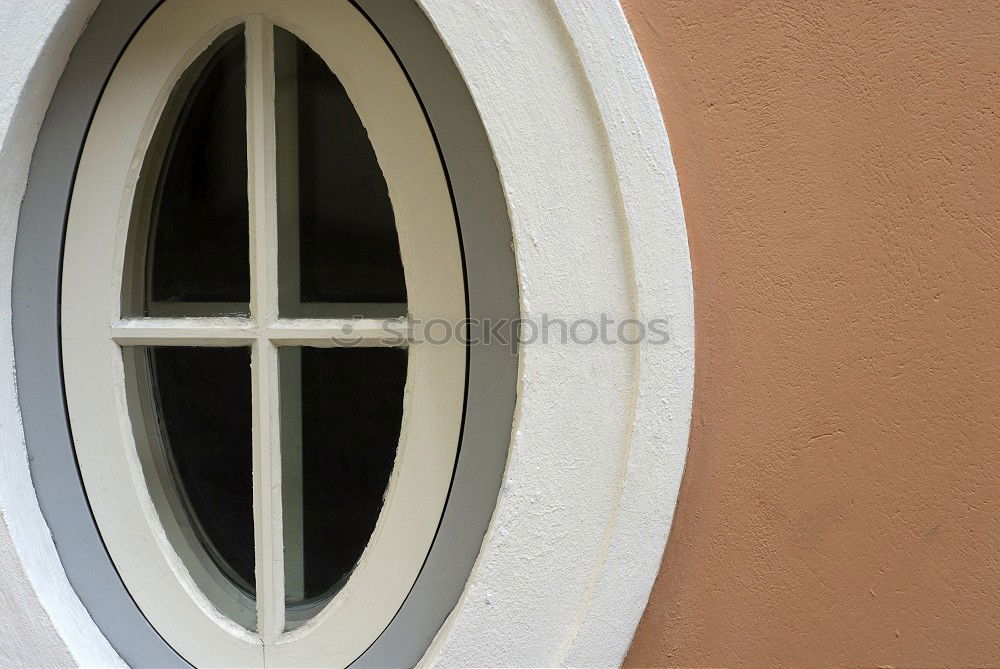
left=246, top=14, right=285, bottom=640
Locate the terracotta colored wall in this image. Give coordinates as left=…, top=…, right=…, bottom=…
left=621, top=1, right=1000, bottom=667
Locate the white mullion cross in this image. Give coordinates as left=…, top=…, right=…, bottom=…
left=246, top=13, right=285, bottom=641
left=107, top=14, right=410, bottom=644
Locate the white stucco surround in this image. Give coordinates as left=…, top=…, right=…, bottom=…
left=0, top=0, right=693, bottom=666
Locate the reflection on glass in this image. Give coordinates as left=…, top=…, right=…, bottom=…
left=143, top=28, right=250, bottom=315
left=275, top=27, right=407, bottom=318
left=280, top=347, right=407, bottom=621
left=147, top=346, right=255, bottom=595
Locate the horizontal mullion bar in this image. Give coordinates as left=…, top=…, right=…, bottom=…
left=111, top=317, right=258, bottom=346
left=110, top=317, right=411, bottom=347
left=266, top=318, right=410, bottom=347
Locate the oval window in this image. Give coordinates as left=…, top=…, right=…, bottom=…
left=61, top=2, right=465, bottom=667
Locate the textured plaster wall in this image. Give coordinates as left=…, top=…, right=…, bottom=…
left=622, top=1, right=1000, bottom=667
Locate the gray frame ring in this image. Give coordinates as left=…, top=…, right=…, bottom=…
left=12, top=0, right=519, bottom=666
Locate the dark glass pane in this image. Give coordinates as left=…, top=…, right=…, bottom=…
left=145, top=29, right=250, bottom=313
left=149, top=346, right=255, bottom=594
left=275, top=28, right=407, bottom=317
left=280, top=347, right=407, bottom=610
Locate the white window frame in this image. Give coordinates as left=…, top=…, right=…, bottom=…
left=60, top=1, right=466, bottom=666
left=4, top=0, right=695, bottom=667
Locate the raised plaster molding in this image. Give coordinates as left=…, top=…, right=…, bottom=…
left=0, top=0, right=124, bottom=665
left=0, top=0, right=693, bottom=666
left=416, top=1, right=693, bottom=665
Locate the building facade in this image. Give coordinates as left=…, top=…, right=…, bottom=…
left=0, top=1, right=997, bottom=667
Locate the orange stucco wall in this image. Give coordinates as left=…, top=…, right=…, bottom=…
left=621, top=1, right=1000, bottom=667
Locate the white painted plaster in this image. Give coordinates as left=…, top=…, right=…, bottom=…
left=417, top=1, right=693, bottom=666
left=0, top=0, right=124, bottom=666
left=0, top=0, right=693, bottom=666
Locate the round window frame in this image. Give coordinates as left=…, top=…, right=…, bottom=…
left=13, top=0, right=521, bottom=667
left=6, top=0, right=695, bottom=667
left=61, top=1, right=469, bottom=665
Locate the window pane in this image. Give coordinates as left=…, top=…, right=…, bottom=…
left=143, top=29, right=250, bottom=314
left=279, top=347, right=407, bottom=617
left=148, top=346, right=255, bottom=595
left=275, top=28, right=407, bottom=318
